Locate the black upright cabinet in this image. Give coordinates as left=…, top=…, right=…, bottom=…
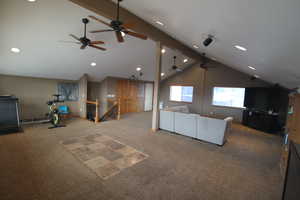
left=0, top=96, right=21, bottom=134
left=242, top=110, right=280, bottom=133
left=243, top=86, right=289, bottom=133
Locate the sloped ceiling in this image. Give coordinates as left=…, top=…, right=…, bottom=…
left=0, top=0, right=192, bottom=82
left=2, top=0, right=299, bottom=89
left=121, top=0, right=300, bottom=88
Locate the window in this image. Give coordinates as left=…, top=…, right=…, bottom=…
left=170, top=85, right=194, bottom=103
left=212, top=87, right=245, bottom=108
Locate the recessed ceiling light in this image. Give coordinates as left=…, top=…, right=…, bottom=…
left=11, top=48, right=20, bottom=53
left=161, top=73, right=165, bottom=77
left=155, top=21, right=164, bottom=26
left=136, top=67, right=142, bottom=71
left=27, top=0, right=36, bottom=2
left=234, top=45, right=247, bottom=51
left=121, top=31, right=126, bottom=37
left=183, top=58, right=188, bottom=63
left=248, top=66, right=256, bottom=70
left=90, top=62, right=97, bottom=67
left=161, top=48, right=166, bottom=54
left=193, top=45, right=199, bottom=49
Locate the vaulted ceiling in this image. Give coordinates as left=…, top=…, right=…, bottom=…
left=1, top=0, right=300, bottom=88
left=121, top=0, right=300, bottom=88
left=0, top=0, right=192, bottom=82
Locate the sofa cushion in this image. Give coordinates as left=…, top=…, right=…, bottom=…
left=197, top=116, right=227, bottom=145
left=174, top=112, right=198, bottom=138
left=164, top=105, right=190, bottom=113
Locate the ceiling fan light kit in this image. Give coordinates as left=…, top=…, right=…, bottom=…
left=89, top=0, right=148, bottom=43
left=62, top=0, right=147, bottom=54
left=170, top=56, right=183, bottom=72
left=67, top=18, right=106, bottom=51
left=200, top=53, right=212, bottom=69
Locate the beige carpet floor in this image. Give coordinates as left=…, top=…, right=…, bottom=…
left=0, top=112, right=284, bottom=200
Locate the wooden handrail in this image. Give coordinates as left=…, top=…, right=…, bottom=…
left=100, top=98, right=121, bottom=121
left=85, top=98, right=121, bottom=123
left=117, top=98, right=121, bottom=120
left=86, top=100, right=98, bottom=105
left=102, top=102, right=117, bottom=117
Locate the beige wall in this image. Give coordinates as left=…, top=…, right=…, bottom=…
left=87, top=81, right=101, bottom=101
left=160, top=64, right=205, bottom=113
left=160, top=62, right=270, bottom=122
left=87, top=81, right=101, bottom=117
left=98, top=78, right=108, bottom=117
left=78, top=74, right=88, bottom=118
left=0, top=74, right=80, bottom=120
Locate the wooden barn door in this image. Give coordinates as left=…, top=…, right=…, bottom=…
left=117, top=80, right=145, bottom=114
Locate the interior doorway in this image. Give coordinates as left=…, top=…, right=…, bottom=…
left=144, top=83, right=153, bottom=111
left=117, top=79, right=142, bottom=114
left=116, top=79, right=153, bottom=114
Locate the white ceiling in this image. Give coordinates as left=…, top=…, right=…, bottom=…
left=122, top=0, right=300, bottom=88
left=2, top=0, right=299, bottom=88
left=0, top=0, right=192, bottom=82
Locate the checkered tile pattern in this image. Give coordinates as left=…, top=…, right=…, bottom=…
left=61, top=134, right=148, bottom=180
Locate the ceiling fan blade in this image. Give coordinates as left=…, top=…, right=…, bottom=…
left=89, top=44, right=107, bottom=51
left=58, top=41, right=81, bottom=44
left=90, top=29, right=114, bottom=33
left=90, top=41, right=105, bottom=45
left=69, top=34, right=81, bottom=42
left=80, top=45, right=86, bottom=50
left=122, top=22, right=135, bottom=30
left=124, top=31, right=147, bottom=40
left=116, top=31, right=124, bottom=43
left=88, top=15, right=112, bottom=27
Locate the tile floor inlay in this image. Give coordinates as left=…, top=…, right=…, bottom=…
left=61, top=133, right=148, bottom=180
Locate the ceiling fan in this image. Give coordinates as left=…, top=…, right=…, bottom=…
left=169, top=56, right=183, bottom=72
left=89, top=0, right=148, bottom=43
left=200, top=53, right=209, bottom=68
left=200, top=53, right=217, bottom=70
left=66, top=18, right=106, bottom=51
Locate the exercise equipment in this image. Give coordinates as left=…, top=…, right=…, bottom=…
left=0, top=96, right=21, bottom=134
left=46, top=94, right=66, bottom=129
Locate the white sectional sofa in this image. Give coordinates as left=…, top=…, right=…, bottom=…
left=160, top=110, right=175, bottom=132
left=174, top=112, right=198, bottom=138
left=160, top=106, right=233, bottom=146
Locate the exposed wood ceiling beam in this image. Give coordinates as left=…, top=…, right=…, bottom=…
left=68, top=0, right=203, bottom=61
